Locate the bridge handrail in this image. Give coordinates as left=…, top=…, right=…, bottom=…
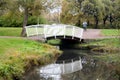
left=25, top=24, right=84, bottom=40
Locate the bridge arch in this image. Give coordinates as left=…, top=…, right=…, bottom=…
left=25, top=24, right=84, bottom=41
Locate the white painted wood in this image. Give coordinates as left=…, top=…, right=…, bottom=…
left=35, top=26, right=38, bottom=35
left=72, top=26, right=75, bottom=39
left=64, top=26, right=66, bottom=38
left=25, top=24, right=84, bottom=40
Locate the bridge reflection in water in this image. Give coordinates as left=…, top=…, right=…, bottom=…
left=39, top=57, right=82, bottom=80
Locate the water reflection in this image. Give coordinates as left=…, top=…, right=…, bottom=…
left=39, top=57, right=82, bottom=80
left=24, top=49, right=119, bottom=80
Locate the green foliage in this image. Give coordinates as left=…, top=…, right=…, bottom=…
left=0, top=38, right=61, bottom=80
left=61, top=0, right=119, bottom=29
left=0, top=13, right=22, bottom=27
left=27, top=16, right=47, bottom=25
left=47, top=39, right=61, bottom=45
left=0, top=15, right=47, bottom=27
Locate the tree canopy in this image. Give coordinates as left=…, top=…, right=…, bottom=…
left=0, top=0, right=120, bottom=36
left=61, top=0, right=120, bottom=29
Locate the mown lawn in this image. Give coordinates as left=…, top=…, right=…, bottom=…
left=101, top=29, right=120, bottom=36
left=0, top=38, right=61, bottom=80
left=0, top=27, right=21, bottom=36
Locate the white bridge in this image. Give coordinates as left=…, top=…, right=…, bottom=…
left=25, top=24, right=84, bottom=41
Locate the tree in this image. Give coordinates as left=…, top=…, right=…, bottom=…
left=61, top=0, right=82, bottom=24
left=114, top=0, right=120, bottom=29
left=101, top=0, right=114, bottom=27
left=80, top=0, right=106, bottom=28
left=14, top=0, right=43, bottom=36
left=42, top=0, right=62, bottom=23
left=0, top=0, right=8, bottom=16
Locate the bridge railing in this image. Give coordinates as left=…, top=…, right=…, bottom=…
left=44, top=24, right=66, bottom=39
left=25, top=24, right=45, bottom=36
left=25, top=24, right=84, bottom=40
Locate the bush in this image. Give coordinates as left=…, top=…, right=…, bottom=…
left=27, top=16, right=47, bottom=25
left=0, top=14, right=47, bottom=27
left=0, top=15, right=23, bottom=27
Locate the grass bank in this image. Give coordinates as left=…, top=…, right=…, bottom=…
left=0, top=38, right=61, bottom=80
left=78, top=38, right=120, bottom=64
left=79, top=38, right=120, bottom=76
left=79, top=38, right=120, bottom=52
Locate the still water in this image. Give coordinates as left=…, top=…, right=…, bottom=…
left=24, top=49, right=119, bottom=80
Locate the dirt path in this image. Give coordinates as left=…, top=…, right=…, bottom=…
left=82, top=29, right=103, bottom=39
left=82, top=29, right=118, bottom=39
left=0, top=36, right=21, bottom=38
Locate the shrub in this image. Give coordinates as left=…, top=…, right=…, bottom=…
left=0, top=14, right=47, bottom=27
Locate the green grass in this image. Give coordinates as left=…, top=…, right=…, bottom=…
left=0, top=38, right=61, bottom=80
left=89, top=38, right=120, bottom=48
left=79, top=38, right=120, bottom=49
left=101, top=29, right=120, bottom=36
left=0, top=27, right=22, bottom=36
left=47, top=39, right=61, bottom=45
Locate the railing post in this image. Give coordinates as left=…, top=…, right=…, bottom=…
left=44, top=26, right=47, bottom=40
left=35, top=26, right=39, bottom=36
left=64, top=26, right=66, bottom=38
left=80, top=29, right=84, bottom=41
left=54, top=29, right=57, bottom=39
left=53, top=25, right=57, bottom=39
left=72, top=26, right=75, bottom=39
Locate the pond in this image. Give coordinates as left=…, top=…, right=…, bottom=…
left=24, top=39, right=119, bottom=80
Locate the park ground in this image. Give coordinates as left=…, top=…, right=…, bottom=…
left=0, top=27, right=120, bottom=80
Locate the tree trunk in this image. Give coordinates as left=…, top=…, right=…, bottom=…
left=94, top=15, right=99, bottom=29
left=76, top=19, right=81, bottom=27
left=87, top=19, right=89, bottom=26
left=21, top=7, right=28, bottom=37
left=109, top=13, right=113, bottom=28
left=103, top=15, right=108, bottom=27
